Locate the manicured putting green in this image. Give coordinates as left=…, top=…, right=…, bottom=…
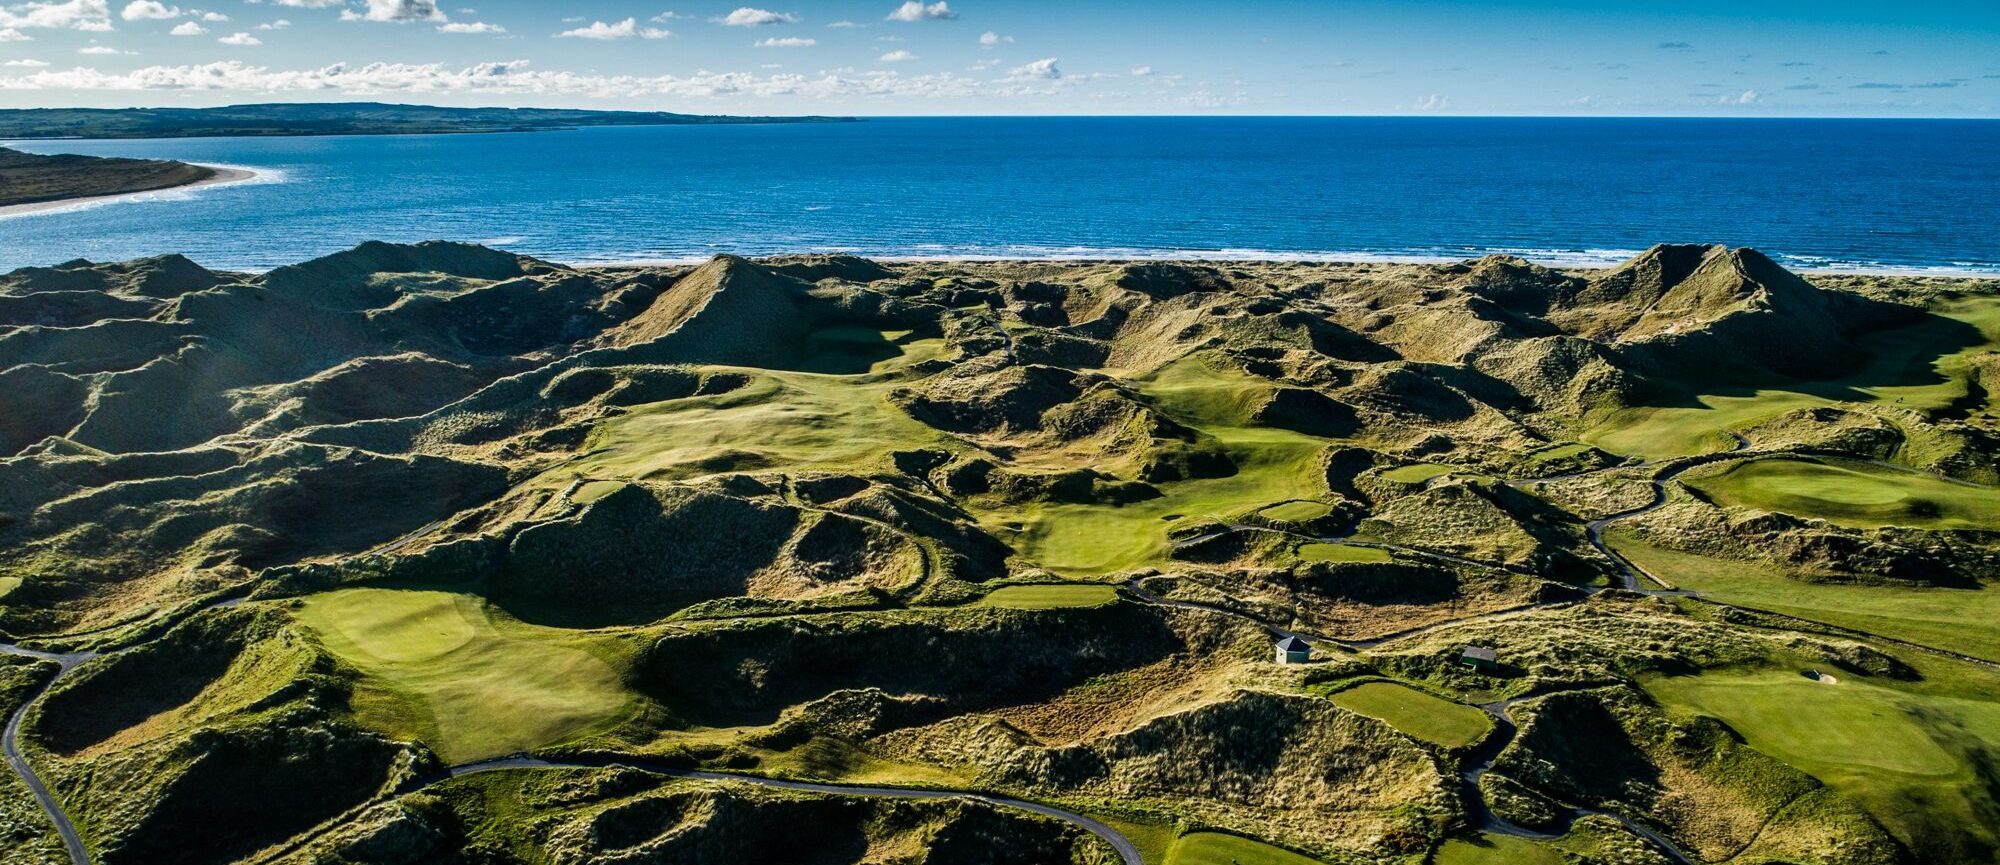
left=1646, top=671, right=1959, bottom=776
left=1379, top=463, right=1452, bottom=483
left=1166, top=832, right=1326, bottom=865
left=1258, top=500, right=1331, bottom=522
left=1326, top=682, right=1491, bottom=748
left=1435, top=833, right=1562, bottom=865
left=1685, top=458, right=2000, bottom=531
left=1527, top=443, right=1593, bottom=463
left=1295, top=543, right=1391, bottom=564
left=976, top=584, right=1119, bottom=609
left=296, top=589, right=635, bottom=763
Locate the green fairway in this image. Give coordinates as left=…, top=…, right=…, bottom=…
left=1324, top=682, right=1491, bottom=748
left=1435, top=833, right=1563, bottom=865
left=1379, top=463, right=1452, bottom=484
left=1682, top=458, right=2000, bottom=531
left=1295, top=542, right=1392, bottom=564
left=1166, top=832, right=1326, bottom=865
left=1584, top=297, right=2000, bottom=460
left=1527, top=443, right=1594, bottom=463
left=976, top=583, right=1120, bottom=609
left=985, top=356, right=1333, bottom=575
left=1258, top=500, right=1332, bottom=522
left=1607, top=531, right=2000, bottom=662
left=296, top=589, right=637, bottom=763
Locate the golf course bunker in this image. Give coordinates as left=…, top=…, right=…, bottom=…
left=1684, top=458, right=2000, bottom=530
left=296, top=589, right=636, bottom=762
left=978, top=583, right=1120, bottom=609
left=1325, top=681, right=1490, bottom=748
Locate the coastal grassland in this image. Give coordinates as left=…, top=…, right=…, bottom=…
left=1606, top=530, right=2000, bottom=661
left=1682, top=457, right=2000, bottom=531
left=0, top=655, right=63, bottom=865
left=295, top=589, right=638, bottom=763
left=985, top=356, right=1333, bottom=575
left=1320, top=682, right=1491, bottom=748
left=976, top=584, right=1120, bottom=609
left=1294, top=542, right=1392, bottom=564
left=1644, top=652, right=2000, bottom=862
left=1583, top=296, right=2000, bottom=459
left=1434, top=833, right=1563, bottom=865
left=1165, top=831, right=1327, bottom=865
left=1097, top=816, right=1180, bottom=865
left=538, top=362, right=946, bottom=488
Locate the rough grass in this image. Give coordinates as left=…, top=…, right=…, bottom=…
left=983, top=356, right=1332, bottom=575
left=1683, top=457, right=2000, bottom=531
left=1584, top=296, right=2000, bottom=459
left=1323, top=682, right=1491, bottom=748
left=1646, top=661, right=2000, bottom=862
left=295, top=589, right=638, bottom=763
left=1294, top=543, right=1392, bottom=564
left=976, top=584, right=1121, bottom=610
left=1435, top=833, right=1563, bottom=865
left=1608, top=531, right=2000, bottom=662
left=1166, top=832, right=1328, bottom=865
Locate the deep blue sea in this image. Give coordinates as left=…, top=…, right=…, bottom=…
left=3, top=117, right=1997, bottom=274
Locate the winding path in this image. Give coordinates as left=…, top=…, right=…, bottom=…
left=0, top=644, right=95, bottom=865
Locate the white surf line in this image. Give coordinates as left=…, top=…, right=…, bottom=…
left=0, top=162, right=279, bottom=221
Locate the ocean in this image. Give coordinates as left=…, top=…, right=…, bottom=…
left=2, top=117, right=1997, bottom=274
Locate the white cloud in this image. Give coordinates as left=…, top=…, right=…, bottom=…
left=254, top=18, right=287, bottom=29
left=754, top=36, right=811, bottom=47
left=0, top=26, right=28, bottom=39
left=555, top=18, right=667, bottom=39
left=3, top=57, right=47, bottom=64
left=885, top=1, right=952, bottom=21
left=436, top=20, right=499, bottom=33
left=1129, top=65, right=1152, bottom=76
left=826, top=19, right=858, bottom=28
left=1732, top=89, right=1758, bottom=104
left=1009, top=57, right=1059, bottom=79
left=978, top=31, right=1012, bottom=46
left=0, top=0, right=111, bottom=30
left=716, top=7, right=793, bottom=26
left=1411, top=93, right=1447, bottom=110
left=270, top=0, right=342, bottom=6
left=120, top=1, right=177, bottom=20
left=167, top=19, right=200, bottom=33
left=216, top=30, right=257, bottom=43
left=649, top=10, right=681, bottom=22
left=76, top=43, right=124, bottom=52
left=338, top=0, right=441, bottom=22
left=0, top=58, right=1001, bottom=102
left=878, top=49, right=915, bottom=62
left=196, top=10, right=223, bottom=20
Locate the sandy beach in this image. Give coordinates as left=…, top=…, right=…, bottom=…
left=0, top=164, right=258, bottom=219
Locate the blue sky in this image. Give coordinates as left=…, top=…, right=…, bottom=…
left=0, top=0, right=1995, bottom=115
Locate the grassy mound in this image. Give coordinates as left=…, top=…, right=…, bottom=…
left=1322, top=681, right=1490, bottom=748
left=1684, top=457, right=2000, bottom=530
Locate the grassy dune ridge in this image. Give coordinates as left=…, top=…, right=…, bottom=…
left=3, top=242, right=2000, bottom=864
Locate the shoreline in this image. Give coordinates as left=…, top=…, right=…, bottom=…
left=0, top=164, right=260, bottom=219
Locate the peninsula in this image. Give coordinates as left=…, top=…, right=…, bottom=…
left=0, top=147, right=250, bottom=213
left=0, top=101, right=860, bottom=140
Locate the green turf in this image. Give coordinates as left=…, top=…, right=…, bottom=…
left=1258, top=500, right=1332, bottom=522
left=1379, top=463, right=1453, bottom=483
left=1682, top=458, right=2000, bottom=531
left=1435, top=833, right=1563, bottom=865
left=1295, top=542, right=1392, bottom=564
left=1324, top=681, right=1491, bottom=748
left=1606, top=531, right=2000, bottom=662
left=1166, top=832, right=1327, bottom=865
left=1097, top=816, right=1180, bottom=865
left=0, top=576, right=17, bottom=600
left=1526, top=443, right=1594, bottom=463
left=295, top=589, right=637, bottom=763
left=1645, top=661, right=2000, bottom=859
left=975, top=583, right=1120, bottom=609
left=982, top=356, right=1334, bottom=575
left=1583, top=297, right=2000, bottom=460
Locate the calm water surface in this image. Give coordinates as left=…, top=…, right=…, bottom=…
left=2, top=117, right=1996, bottom=273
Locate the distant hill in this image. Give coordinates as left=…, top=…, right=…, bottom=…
left=0, top=101, right=860, bottom=139
left=0, top=147, right=217, bottom=207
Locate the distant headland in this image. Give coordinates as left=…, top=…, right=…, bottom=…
left=0, top=101, right=860, bottom=140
